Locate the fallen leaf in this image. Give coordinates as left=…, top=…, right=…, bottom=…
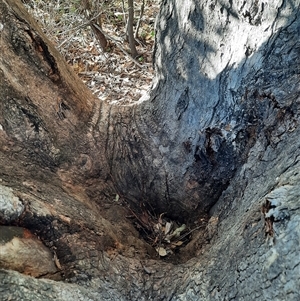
left=172, top=224, right=186, bottom=238
left=171, top=241, right=183, bottom=248
left=158, top=213, right=164, bottom=224
left=156, top=247, right=167, bottom=257
left=164, top=221, right=172, bottom=235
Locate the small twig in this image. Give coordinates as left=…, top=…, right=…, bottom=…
left=173, top=225, right=204, bottom=243
left=135, top=0, right=145, bottom=39
left=57, top=12, right=103, bottom=49
left=126, top=205, right=151, bottom=237
left=121, top=0, right=128, bottom=27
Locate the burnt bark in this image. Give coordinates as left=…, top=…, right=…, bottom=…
left=0, top=0, right=300, bottom=300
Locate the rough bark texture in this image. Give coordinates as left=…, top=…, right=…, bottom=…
left=0, top=0, right=300, bottom=300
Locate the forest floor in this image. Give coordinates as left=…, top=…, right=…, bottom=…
left=24, top=0, right=159, bottom=105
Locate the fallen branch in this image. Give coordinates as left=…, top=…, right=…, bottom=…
left=92, top=23, right=144, bottom=69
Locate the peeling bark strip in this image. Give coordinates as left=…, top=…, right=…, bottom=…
left=262, top=200, right=275, bottom=236
left=0, top=0, right=300, bottom=300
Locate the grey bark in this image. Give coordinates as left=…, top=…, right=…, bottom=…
left=0, top=0, right=300, bottom=300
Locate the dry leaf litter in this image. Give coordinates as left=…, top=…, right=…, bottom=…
left=125, top=201, right=209, bottom=258
left=24, top=0, right=159, bottom=105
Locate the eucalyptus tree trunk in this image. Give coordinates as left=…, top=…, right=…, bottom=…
left=0, top=0, right=300, bottom=300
